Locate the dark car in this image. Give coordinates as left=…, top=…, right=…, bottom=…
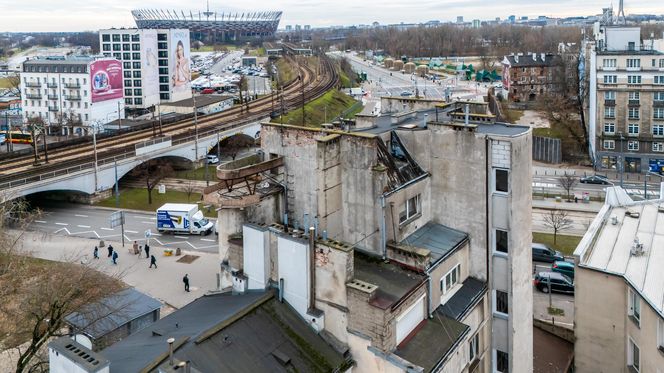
left=579, top=175, right=610, bottom=185
left=534, top=272, right=574, bottom=294
left=532, top=243, right=564, bottom=263
left=552, top=260, right=575, bottom=280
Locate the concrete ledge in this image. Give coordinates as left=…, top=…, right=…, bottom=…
left=533, top=318, right=575, bottom=343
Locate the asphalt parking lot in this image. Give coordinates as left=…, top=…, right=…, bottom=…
left=532, top=261, right=574, bottom=329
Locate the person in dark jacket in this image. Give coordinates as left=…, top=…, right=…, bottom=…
left=107, top=244, right=114, bottom=258
left=144, top=244, right=150, bottom=259
left=183, top=274, right=190, bottom=292
left=93, top=246, right=99, bottom=259
left=149, top=255, right=157, bottom=269
left=112, top=250, right=118, bottom=265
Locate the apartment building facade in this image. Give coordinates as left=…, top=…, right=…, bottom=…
left=585, top=23, right=664, bottom=172
left=20, top=56, right=125, bottom=136
left=501, top=53, right=562, bottom=102
left=99, top=28, right=192, bottom=112
left=206, top=98, right=533, bottom=372
left=574, top=191, right=664, bottom=372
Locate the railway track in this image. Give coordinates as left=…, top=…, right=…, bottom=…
left=0, top=56, right=338, bottom=189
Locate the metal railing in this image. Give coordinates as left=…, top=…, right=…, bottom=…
left=135, top=136, right=172, bottom=150
left=25, top=94, right=42, bottom=99
left=47, top=83, right=58, bottom=88
left=48, top=106, right=59, bottom=112
left=64, top=83, right=81, bottom=89
left=25, top=82, right=41, bottom=88
left=64, top=95, right=82, bottom=101
left=47, top=94, right=59, bottom=100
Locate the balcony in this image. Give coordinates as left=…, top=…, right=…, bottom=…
left=654, top=101, right=664, bottom=107
left=47, top=94, right=58, bottom=100
left=65, top=95, right=82, bottom=101
left=604, top=99, right=616, bottom=106
left=25, top=93, right=42, bottom=99
left=628, top=100, right=640, bottom=106
left=25, top=82, right=41, bottom=88
left=48, top=106, right=59, bottom=112
left=46, top=82, right=58, bottom=88
left=64, top=82, right=81, bottom=89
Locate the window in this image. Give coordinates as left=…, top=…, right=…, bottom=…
left=628, top=75, right=642, bottom=84
left=441, top=264, right=461, bottom=294
left=112, top=44, right=121, bottom=51
left=131, top=34, right=140, bottom=42
left=604, top=122, right=615, bottom=134
left=655, top=76, right=664, bottom=84
left=122, top=44, right=130, bottom=51
left=124, top=89, right=132, bottom=96
left=133, top=80, right=142, bottom=87
left=124, top=80, right=132, bottom=87
left=113, top=53, right=121, bottom=60
left=112, top=34, right=120, bottom=42
left=653, top=142, right=663, bottom=152
left=495, top=230, right=508, bottom=254
left=124, top=71, right=131, bottom=78
left=628, top=107, right=639, bottom=120
left=158, top=59, right=168, bottom=67
left=603, top=140, right=615, bottom=150
left=158, top=67, right=168, bottom=75
left=133, top=71, right=141, bottom=78
left=628, top=123, right=639, bottom=135
left=628, top=42, right=636, bottom=51
left=132, top=53, right=140, bottom=60
left=495, top=169, right=508, bottom=193
left=469, top=333, right=479, bottom=363
left=121, top=34, right=129, bottom=42
left=603, top=58, right=617, bottom=68
left=627, top=58, right=641, bottom=68
left=654, top=92, right=664, bottom=101
left=660, top=59, right=664, bottom=68
left=655, top=108, right=664, bottom=119
left=132, top=62, right=141, bottom=69
left=102, top=34, right=110, bottom=42
left=122, top=53, right=130, bottom=60
left=102, top=44, right=110, bottom=51
left=628, top=91, right=640, bottom=101
left=628, top=288, right=641, bottom=324
left=628, top=140, right=639, bottom=152
left=496, top=350, right=509, bottom=373
left=604, top=91, right=616, bottom=100
left=494, top=290, right=508, bottom=315
left=132, top=44, right=140, bottom=51
left=605, top=107, right=616, bottom=118
left=653, top=124, right=664, bottom=136
left=158, top=51, right=168, bottom=58
left=628, top=338, right=640, bottom=372
left=604, top=75, right=617, bottom=84
left=125, top=98, right=133, bottom=105
left=658, top=319, right=664, bottom=351
left=158, top=42, right=168, bottom=49
left=123, top=62, right=131, bottom=70
left=399, top=195, right=421, bottom=224
left=133, top=89, right=142, bottom=96
left=134, top=98, right=142, bottom=105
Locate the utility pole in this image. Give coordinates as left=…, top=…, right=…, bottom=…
left=92, top=122, right=99, bottom=192
left=300, top=73, right=305, bottom=126
left=619, top=132, right=625, bottom=187
left=193, top=92, right=199, bottom=160
left=42, top=126, right=48, bottom=163
left=117, top=101, right=122, bottom=133
left=114, top=160, right=120, bottom=207
left=157, top=103, right=163, bottom=136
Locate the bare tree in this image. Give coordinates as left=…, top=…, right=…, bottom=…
left=0, top=199, right=125, bottom=373
left=543, top=209, right=574, bottom=245
left=184, top=176, right=196, bottom=202
left=220, top=135, right=255, bottom=161
left=130, top=159, right=174, bottom=205
left=557, top=173, right=578, bottom=202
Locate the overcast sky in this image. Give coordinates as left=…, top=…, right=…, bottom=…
left=0, top=0, right=661, bottom=32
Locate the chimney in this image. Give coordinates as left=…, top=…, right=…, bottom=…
left=515, top=55, right=519, bottom=63
left=541, top=53, right=546, bottom=62
left=532, top=52, right=537, bottom=61
left=167, top=337, right=175, bottom=366
left=464, top=104, right=470, bottom=126
left=308, top=226, right=316, bottom=312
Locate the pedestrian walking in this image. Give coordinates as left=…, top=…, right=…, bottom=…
left=93, top=246, right=99, bottom=259
left=183, top=274, right=190, bottom=292
left=144, top=244, right=150, bottom=259
left=149, top=255, right=157, bottom=269
left=107, top=244, right=114, bottom=258
left=133, top=241, right=139, bottom=255
left=112, top=250, right=118, bottom=265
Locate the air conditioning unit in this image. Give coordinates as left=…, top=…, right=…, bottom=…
left=611, top=215, right=618, bottom=225
left=630, top=238, right=644, bottom=256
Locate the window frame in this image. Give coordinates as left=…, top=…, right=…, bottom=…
left=398, top=194, right=421, bottom=225
left=604, top=91, right=616, bottom=100
left=494, top=168, right=509, bottom=194
left=494, top=290, right=509, bottom=316
left=603, top=140, right=615, bottom=150
left=603, top=75, right=617, bottom=84
left=654, top=107, right=664, bottom=120
left=628, top=288, right=641, bottom=326
left=440, top=264, right=461, bottom=295
left=628, top=107, right=640, bottom=120
left=653, top=142, right=664, bottom=152
left=469, top=333, right=480, bottom=363
left=628, top=337, right=640, bottom=372
left=495, top=349, right=509, bottom=373
left=604, top=122, right=615, bottom=134
left=628, top=140, right=639, bottom=152
left=628, top=123, right=640, bottom=135
left=657, top=318, right=664, bottom=352
left=605, top=106, right=616, bottom=119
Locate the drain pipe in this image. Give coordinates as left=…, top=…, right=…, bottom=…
left=167, top=337, right=175, bottom=366
left=464, top=103, right=470, bottom=126
left=308, top=226, right=316, bottom=312
left=380, top=194, right=387, bottom=260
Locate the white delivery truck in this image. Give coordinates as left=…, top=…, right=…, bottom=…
left=156, top=203, right=214, bottom=235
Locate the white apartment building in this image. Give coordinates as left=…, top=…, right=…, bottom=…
left=584, top=23, right=664, bottom=173
left=20, top=56, right=125, bottom=136
left=574, top=188, right=664, bottom=372
left=99, top=28, right=192, bottom=112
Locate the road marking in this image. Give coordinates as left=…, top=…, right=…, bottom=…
left=77, top=225, right=91, bottom=228
left=125, top=230, right=138, bottom=233
left=35, top=220, right=47, bottom=223
left=151, top=233, right=162, bottom=236
left=174, top=236, right=190, bottom=239
left=141, top=221, right=154, bottom=225
left=74, top=214, right=88, bottom=218
left=200, top=238, right=216, bottom=242
left=55, top=222, right=69, bottom=226
left=100, top=227, right=114, bottom=231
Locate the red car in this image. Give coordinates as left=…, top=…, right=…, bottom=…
left=200, top=88, right=215, bottom=94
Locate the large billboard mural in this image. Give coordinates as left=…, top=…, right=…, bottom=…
left=142, top=30, right=159, bottom=100
left=90, top=59, right=123, bottom=103
left=170, top=29, right=191, bottom=101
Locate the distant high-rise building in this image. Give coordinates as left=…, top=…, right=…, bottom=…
left=304, top=25, right=311, bottom=31
left=496, top=17, right=501, bottom=22
left=508, top=15, right=516, bottom=24
left=520, top=16, right=528, bottom=21
left=285, top=25, right=292, bottom=32
left=295, top=24, right=302, bottom=31
left=456, top=16, right=464, bottom=23
left=472, top=19, right=481, bottom=28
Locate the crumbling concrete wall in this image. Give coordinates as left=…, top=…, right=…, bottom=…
left=380, top=97, right=441, bottom=114
left=316, top=135, right=343, bottom=237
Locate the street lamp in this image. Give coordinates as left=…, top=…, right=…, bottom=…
left=192, top=91, right=199, bottom=161
left=618, top=132, right=625, bottom=188
left=90, top=120, right=103, bottom=192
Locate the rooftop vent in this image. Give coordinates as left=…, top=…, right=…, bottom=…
left=611, top=215, right=618, bottom=225
left=658, top=205, right=664, bottom=214
left=625, top=210, right=640, bottom=219
left=630, top=238, right=645, bottom=256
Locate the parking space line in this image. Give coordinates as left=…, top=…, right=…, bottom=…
left=54, top=222, right=69, bottom=226
left=100, top=227, right=114, bottom=231
left=74, top=214, right=88, bottom=218
left=125, top=230, right=138, bottom=233
left=77, top=225, right=91, bottom=228
left=200, top=238, right=216, bottom=242
left=174, top=236, right=189, bottom=239
left=35, top=220, right=47, bottom=223
left=141, top=221, right=154, bottom=224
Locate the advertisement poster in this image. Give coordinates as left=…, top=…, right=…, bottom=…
left=142, top=30, right=160, bottom=100
left=170, top=29, right=191, bottom=100
left=90, top=60, right=124, bottom=103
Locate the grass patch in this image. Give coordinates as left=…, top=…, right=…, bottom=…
left=547, top=307, right=565, bottom=316
left=95, top=188, right=216, bottom=217
left=533, top=126, right=566, bottom=139
left=248, top=47, right=266, bottom=57
left=194, top=44, right=239, bottom=52
left=532, top=232, right=582, bottom=256
left=0, top=76, right=18, bottom=89
left=273, top=89, right=361, bottom=126
left=502, top=108, right=524, bottom=124
left=174, top=166, right=214, bottom=182
left=275, top=58, right=296, bottom=86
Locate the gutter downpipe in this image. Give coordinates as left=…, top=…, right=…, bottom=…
left=380, top=194, right=387, bottom=260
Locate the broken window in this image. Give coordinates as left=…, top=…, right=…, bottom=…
left=399, top=195, right=421, bottom=224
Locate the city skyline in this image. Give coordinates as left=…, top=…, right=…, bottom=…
left=0, top=0, right=662, bottom=32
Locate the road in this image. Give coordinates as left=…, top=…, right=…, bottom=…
left=209, top=50, right=244, bottom=75
left=532, top=261, right=574, bottom=329
left=532, top=208, right=596, bottom=236
left=29, top=203, right=219, bottom=253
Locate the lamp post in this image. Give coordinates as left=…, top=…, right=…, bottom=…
left=618, top=132, right=625, bottom=188
left=192, top=91, right=199, bottom=161
left=92, top=121, right=100, bottom=192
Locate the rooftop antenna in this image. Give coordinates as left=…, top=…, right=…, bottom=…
left=203, top=0, right=214, bottom=20
left=617, top=0, right=626, bottom=25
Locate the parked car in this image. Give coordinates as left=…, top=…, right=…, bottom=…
left=206, top=155, right=219, bottom=164
left=552, top=260, right=575, bottom=280
left=532, top=243, right=564, bottom=263
left=534, top=272, right=574, bottom=294
left=201, top=88, right=215, bottom=94
left=400, top=90, right=413, bottom=97
left=579, top=175, right=610, bottom=185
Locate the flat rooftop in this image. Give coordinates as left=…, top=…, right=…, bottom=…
left=353, top=251, right=426, bottom=310
left=162, top=94, right=234, bottom=108
left=575, top=189, right=664, bottom=317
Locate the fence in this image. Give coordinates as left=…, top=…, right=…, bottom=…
left=533, top=136, right=562, bottom=164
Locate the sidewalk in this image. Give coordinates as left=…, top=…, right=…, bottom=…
left=532, top=198, right=604, bottom=213
left=12, top=230, right=220, bottom=309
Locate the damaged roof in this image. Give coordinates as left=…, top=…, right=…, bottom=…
left=398, top=222, right=468, bottom=264
left=438, top=277, right=487, bottom=321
